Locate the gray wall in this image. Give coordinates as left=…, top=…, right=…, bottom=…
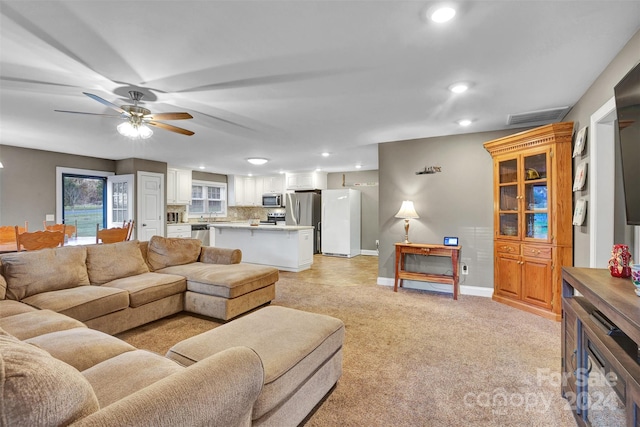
left=327, top=170, right=379, bottom=251
left=0, top=147, right=180, bottom=229
left=0, top=145, right=115, bottom=227
left=378, top=129, right=520, bottom=288
left=564, top=29, right=640, bottom=267
left=192, top=170, right=227, bottom=183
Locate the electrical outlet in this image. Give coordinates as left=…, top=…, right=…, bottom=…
left=375, top=240, right=379, bottom=248
left=462, top=265, right=469, bottom=275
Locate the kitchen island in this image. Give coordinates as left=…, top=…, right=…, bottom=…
left=209, top=223, right=314, bottom=272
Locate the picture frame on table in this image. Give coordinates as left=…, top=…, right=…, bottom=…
left=573, top=198, right=587, bottom=226
left=573, top=161, right=588, bottom=191
left=572, top=126, right=587, bottom=158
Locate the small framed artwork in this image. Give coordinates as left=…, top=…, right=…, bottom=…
left=572, top=126, right=588, bottom=158
left=573, top=198, right=587, bottom=226
left=573, top=161, right=588, bottom=191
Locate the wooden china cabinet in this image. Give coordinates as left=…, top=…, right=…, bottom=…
left=484, top=122, right=574, bottom=321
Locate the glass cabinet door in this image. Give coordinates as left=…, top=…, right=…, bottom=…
left=498, top=158, right=519, bottom=237
left=523, top=152, right=549, bottom=240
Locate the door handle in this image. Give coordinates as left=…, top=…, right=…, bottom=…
left=142, top=223, right=147, bottom=227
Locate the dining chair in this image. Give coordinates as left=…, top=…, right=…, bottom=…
left=125, top=219, right=135, bottom=241
left=1, top=222, right=29, bottom=252
left=43, top=220, right=77, bottom=239
left=15, top=227, right=65, bottom=251
left=96, top=224, right=129, bottom=244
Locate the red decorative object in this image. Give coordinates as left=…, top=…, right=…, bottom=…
left=609, top=244, right=633, bottom=278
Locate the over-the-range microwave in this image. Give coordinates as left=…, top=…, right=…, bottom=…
left=262, top=193, right=283, bottom=207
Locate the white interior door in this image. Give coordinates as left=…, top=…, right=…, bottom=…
left=107, top=174, right=134, bottom=229
left=137, top=171, right=164, bottom=241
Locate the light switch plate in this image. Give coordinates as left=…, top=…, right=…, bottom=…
left=45, top=214, right=55, bottom=222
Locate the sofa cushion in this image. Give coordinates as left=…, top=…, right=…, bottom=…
left=82, top=349, right=184, bottom=408
left=199, top=246, right=242, bottom=265
left=102, top=272, right=186, bottom=307
left=147, top=236, right=202, bottom=271
left=0, top=309, right=86, bottom=340
left=157, top=262, right=279, bottom=298
left=0, top=328, right=100, bottom=425
left=86, top=240, right=149, bottom=285
left=26, top=328, right=136, bottom=371
left=22, top=286, right=130, bottom=322
left=1, top=246, right=89, bottom=301
left=0, top=299, right=37, bottom=319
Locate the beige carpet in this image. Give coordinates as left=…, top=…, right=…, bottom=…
left=118, top=267, right=577, bottom=427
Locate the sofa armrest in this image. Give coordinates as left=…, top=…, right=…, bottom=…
left=199, top=246, right=242, bottom=265
left=73, top=346, right=263, bottom=427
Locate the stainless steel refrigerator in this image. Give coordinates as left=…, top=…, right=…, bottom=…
left=285, top=192, right=321, bottom=253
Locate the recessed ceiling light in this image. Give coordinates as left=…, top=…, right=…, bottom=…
left=321, top=152, right=330, bottom=157
left=449, top=83, right=469, bottom=94
left=315, top=168, right=322, bottom=172
left=198, top=166, right=205, bottom=170
left=458, top=119, right=472, bottom=127
left=355, top=164, right=362, bottom=169
left=430, top=6, right=456, bottom=23
left=279, top=170, right=285, bottom=174
left=247, top=157, right=268, bottom=165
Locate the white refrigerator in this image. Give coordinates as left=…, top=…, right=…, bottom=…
left=321, top=189, right=361, bottom=257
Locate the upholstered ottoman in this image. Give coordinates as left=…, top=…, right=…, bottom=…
left=166, top=305, right=345, bottom=426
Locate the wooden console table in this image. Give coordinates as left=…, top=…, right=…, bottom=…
left=394, top=243, right=461, bottom=299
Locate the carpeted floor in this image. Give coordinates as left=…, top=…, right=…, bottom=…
left=117, top=256, right=577, bottom=427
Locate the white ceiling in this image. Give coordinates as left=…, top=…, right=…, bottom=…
left=1, top=1, right=639, bottom=176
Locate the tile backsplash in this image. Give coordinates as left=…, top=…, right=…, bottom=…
left=167, top=205, right=285, bottom=223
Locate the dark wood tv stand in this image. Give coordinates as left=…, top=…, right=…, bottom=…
left=561, top=267, right=640, bottom=426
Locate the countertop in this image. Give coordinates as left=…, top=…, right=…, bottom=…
left=208, top=223, right=313, bottom=231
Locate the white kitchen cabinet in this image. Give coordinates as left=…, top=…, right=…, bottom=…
left=228, top=175, right=260, bottom=206
left=167, top=168, right=192, bottom=205
left=285, top=172, right=327, bottom=191
left=263, top=175, right=284, bottom=194
left=229, top=174, right=286, bottom=206
left=166, top=224, right=191, bottom=238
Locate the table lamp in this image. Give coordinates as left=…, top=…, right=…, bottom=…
left=395, top=200, right=419, bottom=243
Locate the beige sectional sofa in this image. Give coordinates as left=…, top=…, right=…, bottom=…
left=0, top=236, right=279, bottom=334
left=0, top=237, right=346, bottom=426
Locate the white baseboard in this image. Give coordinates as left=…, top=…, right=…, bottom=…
left=377, top=277, right=493, bottom=298
left=360, top=250, right=378, bottom=256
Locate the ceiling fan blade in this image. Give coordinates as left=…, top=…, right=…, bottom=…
left=143, top=112, right=193, bottom=121
left=83, top=92, right=130, bottom=116
left=54, top=109, right=124, bottom=118
left=147, top=121, right=194, bottom=136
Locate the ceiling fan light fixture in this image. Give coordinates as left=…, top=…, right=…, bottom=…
left=117, top=121, right=153, bottom=139
left=247, top=157, right=268, bottom=165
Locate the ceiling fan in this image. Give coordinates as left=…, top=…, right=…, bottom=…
left=55, top=91, right=194, bottom=138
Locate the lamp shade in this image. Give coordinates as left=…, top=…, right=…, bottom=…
left=395, top=200, right=419, bottom=219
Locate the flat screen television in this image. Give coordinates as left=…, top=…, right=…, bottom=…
left=614, top=62, right=640, bottom=225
